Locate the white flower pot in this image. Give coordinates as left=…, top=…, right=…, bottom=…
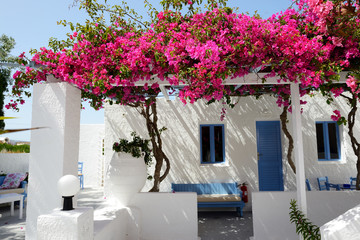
left=104, top=152, right=147, bottom=206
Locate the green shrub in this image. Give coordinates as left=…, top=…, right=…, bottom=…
left=113, top=132, right=152, bottom=165
left=0, top=143, right=30, bottom=153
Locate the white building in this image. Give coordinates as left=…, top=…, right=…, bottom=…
left=16, top=79, right=360, bottom=239
left=104, top=93, right=359, bottom=210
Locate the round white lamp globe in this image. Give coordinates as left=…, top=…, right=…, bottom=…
left=58, top=175, right=80, bottom=197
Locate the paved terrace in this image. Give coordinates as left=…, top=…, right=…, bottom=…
left=0, top=188, right=253, bottom=240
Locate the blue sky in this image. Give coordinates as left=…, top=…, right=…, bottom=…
left=0, top=0, right=292, bottom=141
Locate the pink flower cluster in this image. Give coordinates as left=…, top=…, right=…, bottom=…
left=346, top=75, right=358, bottom=93
left=331, top=110, right=342, bottom=122
left=8, top=1, right=360, bottom=111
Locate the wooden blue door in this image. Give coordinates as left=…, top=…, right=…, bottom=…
left=256, top=121, right=284, bottom=191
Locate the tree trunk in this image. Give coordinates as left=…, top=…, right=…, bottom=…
left=357, top=156, right=360, bottom=191
left=344, top=94, right=360, bottom=190
left=137, top=98, right=170, bottom=192
left=280, top=104, right=296, bottom=174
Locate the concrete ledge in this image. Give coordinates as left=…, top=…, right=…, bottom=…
left=37, top=207, right=93, bottom=240
left=321, top=204, right=360, bottom=240
left=253, top=191, right=360, bottom=240
left=93, top=192, right=198, bottom=240
left=131, top=192, right=198, bottom=240
left=93, top=207, right=129, bottom=240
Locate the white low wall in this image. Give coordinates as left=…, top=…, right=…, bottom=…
left=130, top=192, right=198, bottom=240
left=0, top=153, right=29, bottom=174
left=93, top=207, right=129, bottom=240
left=93, top=192, right=198, bottom=240
left=252, top=191, right=360, bottom=240
left=321, top=203, right=360, bottom=239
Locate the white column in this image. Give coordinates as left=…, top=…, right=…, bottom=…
left=290, top=83, right=307, bottom=215
left=26, top=76, right=81, bottom=239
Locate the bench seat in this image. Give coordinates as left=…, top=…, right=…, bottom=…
left=197, top=194, right=241, bottom=202
left=172, top=182, right=245, bottom=217
left=0, top=188, right=24, bottom=195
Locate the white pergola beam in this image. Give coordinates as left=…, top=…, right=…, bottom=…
left=0, top=61, right=44, bottom=69
left=128, top=71, right=349, bottom=86
left=0, top=62, right=20, bottom=68
left=159, top=86, right=170, bottom=101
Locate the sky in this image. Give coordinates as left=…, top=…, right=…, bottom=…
left=0, top=0, right=292, bottom=141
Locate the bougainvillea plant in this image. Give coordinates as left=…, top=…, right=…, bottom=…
left=11, top=1, right=354, bottom=109
left=7, top=0, right=360, bottom=189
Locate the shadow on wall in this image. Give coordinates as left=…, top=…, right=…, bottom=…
left=104, top=95, right=285, bottom=198
left=300, top=94, right=358, bottom=190
left=104, top=92, right=360, bottom=197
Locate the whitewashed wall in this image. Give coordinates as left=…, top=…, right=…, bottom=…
left=130, top=192, right=198, bottom=240
left=104, top=93, right=359, bottom=210
left=78, top=124, right=105, bottom=188
left=0, top=153, right=29, bottom=173
left=252, top=191, right=360, bottom=240
left=321, top=203, right=360, bottom=239
left=0, top=125, right=104, bottom=188
left=93, top=192, right=198, bottom=240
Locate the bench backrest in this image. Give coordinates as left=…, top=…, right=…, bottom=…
left=0, top=175, right=27, bottom=189
left=172, top=182, right=240, bottom=195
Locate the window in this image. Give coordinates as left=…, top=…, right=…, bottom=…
left=315, top=121, right=341, bottom=161
left=200, top=124, right=225, bottom=164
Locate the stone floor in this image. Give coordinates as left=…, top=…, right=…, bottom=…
left=0, top=203, right=26, bottom=240
left=198, top=210, right=253, bottom=240
left=0, top=189, right=254, bottom=240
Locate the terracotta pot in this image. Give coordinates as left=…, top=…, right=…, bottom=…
left=104, top=152, right=147, bottom=206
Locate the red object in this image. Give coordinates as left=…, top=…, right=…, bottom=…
left=240, top=184, right=248, bottom=203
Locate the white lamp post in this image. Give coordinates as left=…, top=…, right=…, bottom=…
left=57, top=175, right=80, bottom=211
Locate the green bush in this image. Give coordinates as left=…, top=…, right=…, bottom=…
left=0, top=143, right=30, bottom=153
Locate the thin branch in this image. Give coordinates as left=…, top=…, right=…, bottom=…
left=340, top=93, right=352, bottom=101
left=159, top=154, right=170, bottom=182
left=127, top=102, right=141, bottom=108
left=96, top=5, right=148, bottom=29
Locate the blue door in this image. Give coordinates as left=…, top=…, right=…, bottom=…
left=256, top=121, right=284, bottom=191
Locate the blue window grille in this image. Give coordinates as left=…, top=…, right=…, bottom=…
left=200, top=124, right=225, bottom=164
left=315, top=121, right=341, bottom=161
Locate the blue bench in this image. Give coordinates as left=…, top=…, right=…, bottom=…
left=171, top=182, right=245, bottom=217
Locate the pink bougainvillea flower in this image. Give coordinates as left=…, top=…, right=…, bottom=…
left=346, top=75, right=357, bottom=92
left=331, top=110, right=341, bottom=122
left=7, top=3, right=360, bottom=113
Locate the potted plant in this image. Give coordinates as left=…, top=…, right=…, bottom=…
left=112, top=132, right=152, bottom=165
left=105, top=132, right=151, bottom=206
